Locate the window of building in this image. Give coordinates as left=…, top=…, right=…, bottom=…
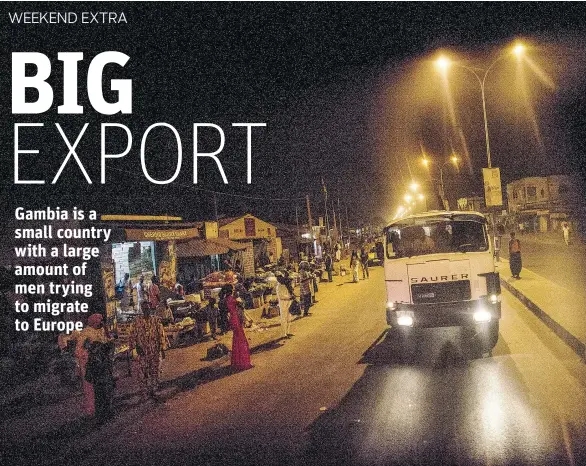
left=540, top=188, right=545, bottom=198
left=526, top=186, right=537, bottom=200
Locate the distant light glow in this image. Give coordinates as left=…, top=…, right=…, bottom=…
left=436, top=55, right=451, bottom=74
left=422, top=158, right=430, bottom=168
left=512, top=43, right=526, bottom=59
left=410, top=182, right=419, bottom=192
left=404, top=193, right=413, bottom=203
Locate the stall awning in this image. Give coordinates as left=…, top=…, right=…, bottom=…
left=176, top=239, right=229, bottom=257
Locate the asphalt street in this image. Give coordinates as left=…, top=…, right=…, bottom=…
left=500, top=232, right=586, bottom=295
left=57, top=266, right=586, bottom=466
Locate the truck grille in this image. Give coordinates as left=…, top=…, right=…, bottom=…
left=411, top=280, right=471, bottom=304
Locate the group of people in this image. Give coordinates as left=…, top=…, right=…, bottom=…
left=349, top=248, right=370, bottom=283
left=72, top=279, right=254, bottom=424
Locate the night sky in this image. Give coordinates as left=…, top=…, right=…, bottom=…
left=2, top=2, right=586, bottom=228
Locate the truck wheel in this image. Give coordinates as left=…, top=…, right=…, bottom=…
left=478, top=321, right=499, bottom=356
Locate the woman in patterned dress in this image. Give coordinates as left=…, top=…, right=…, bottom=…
left=129, top=303, right=168, bottom=399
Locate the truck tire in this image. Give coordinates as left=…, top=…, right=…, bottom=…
left=478, top=321, right=499, bottom=356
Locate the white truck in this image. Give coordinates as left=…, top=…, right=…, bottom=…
left=383, top=211, right=501, bottom=354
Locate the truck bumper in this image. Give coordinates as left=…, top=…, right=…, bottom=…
left=386, top=298, right=501, bottom=328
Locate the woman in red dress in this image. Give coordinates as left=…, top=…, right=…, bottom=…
left=225, top=285, right=253, bottom=371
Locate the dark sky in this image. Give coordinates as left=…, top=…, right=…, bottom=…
left=2, top=2, right=586, bottom=226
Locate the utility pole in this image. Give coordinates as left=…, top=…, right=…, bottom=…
left=331, top=201, right=338, bottom=244
left=321, top=177, right=330, bottom=248
left=213, top=193, right=219, bottom=222
left=338, top=197, right=343, bottom=246
left=306, top=195, right=314, bottom=255
left=345, top=205, right=350, bottom=249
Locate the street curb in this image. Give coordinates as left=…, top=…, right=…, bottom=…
left=500, top=277, right=586, bottom=362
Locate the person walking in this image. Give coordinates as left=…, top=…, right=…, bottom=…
left=562, top=221, right=570, bottom=246
left=350, top=250, right=360, bottom=283
left=75, top=313, right=109, bottom=418
left=275, top=273, right=294, bottom=339
left=84, top=337, right=115, bottom=424
left=119, top=273, right=131, bottom=311
left=324, top=251, right=333, bottom=282
left=133, top=276, right=145, bottom=313
left=218, top=285, right=232, bottom=334
left=360, top=247, right=369, bottom=279
left=129, top=303, right=168, bottom=400
left=148, top=275, right=161, bottom=310
left=508, top=231, right=522, bottom=279
left=225, top=285, right=253, bottom=371
left=299, top=262, right=313, bottom=316
left=207, top=297, right=219, bottom=340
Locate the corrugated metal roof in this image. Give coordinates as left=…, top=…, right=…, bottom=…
left=176, top=237, right=249, bottom=258
left=176, top=239, right=229, bottom=257
left=210, top=237, right=249, bottom=250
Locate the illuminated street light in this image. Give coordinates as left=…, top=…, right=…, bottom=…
left=404, top=193, right=413, bottom=203
left=418, top=193, right=425, bottom=201
left=435, top=55, right=451, bottom=74
left=435, top=41, right=527, bottom=168
left=451, top=154, right=459, bottom=165
left=410, top=181, right=419, bottom=192
left=512, top=43, right=526, bottom=59
left=422, top=158, right=430, bottom=168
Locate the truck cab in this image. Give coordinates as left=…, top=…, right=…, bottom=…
left=383, top=211, right=501, bottom=353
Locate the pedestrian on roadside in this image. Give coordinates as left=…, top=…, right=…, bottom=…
left=207, top=297, right=219, bottom=340
left=275, top=273, right=294, bottom=339
left=562, top=221, right=570, bottom=246
left=324, top=251, right=333, bottom=282
left=84, top=337, right=115, bottom=424
left=350, top=250, right=360, bottom=283
left=119, top=273, right=131, bottom=311
left=129, top=303, right=168, bottom=400
left=75, top=313, right=110, bottom=418
left=133, top=275, right=145, bottom=312
left=360, top=247, right=369, bottom=279
left=225, top=284, right=253, bottom=371
left=218, top=285, right=232, bottom=334
left=299, top=261, right=313, bottom=316
left=149, top=275, right=161, bottom=310
left=508, top=231, right=522, bottom=279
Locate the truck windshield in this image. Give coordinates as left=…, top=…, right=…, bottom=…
left=386, top=220, right=488, bottom=258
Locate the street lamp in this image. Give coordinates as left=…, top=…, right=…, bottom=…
left=417, top=193, right=427, bottom=211
left=434, top=42, right=525, bottom=168
left=439, top=156, right=459, bottom=204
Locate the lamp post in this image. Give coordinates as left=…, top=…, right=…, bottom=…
left=421, top=154, right=458, bottom=209
left=435, top=43, right=525, bottom=169
left=439, top=155, right=459, bottom=200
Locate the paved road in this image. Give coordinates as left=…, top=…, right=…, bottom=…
left=500, top=232, right=586, bottom=295
left=24, top=267, right=586, bottom=465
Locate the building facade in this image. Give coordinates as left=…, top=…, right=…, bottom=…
left=506, top=175, right=580, bottom=232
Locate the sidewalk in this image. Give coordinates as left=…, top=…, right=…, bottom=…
left=1, top=272, right=346, bottom=460
left=497, top=258, right=586, bottom=360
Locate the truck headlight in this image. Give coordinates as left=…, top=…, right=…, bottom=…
left=386, top=301, right=397, bottom=311
left=396, top=311, right=414, bottom=327
left=473, top=309, right=492, bottom=323
left=489, top=294, right=500, bottom=304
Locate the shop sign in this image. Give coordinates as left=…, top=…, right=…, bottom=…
left=124, top=227, right=199, bottom=241
left=482, top=168, right=503, bottom=207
